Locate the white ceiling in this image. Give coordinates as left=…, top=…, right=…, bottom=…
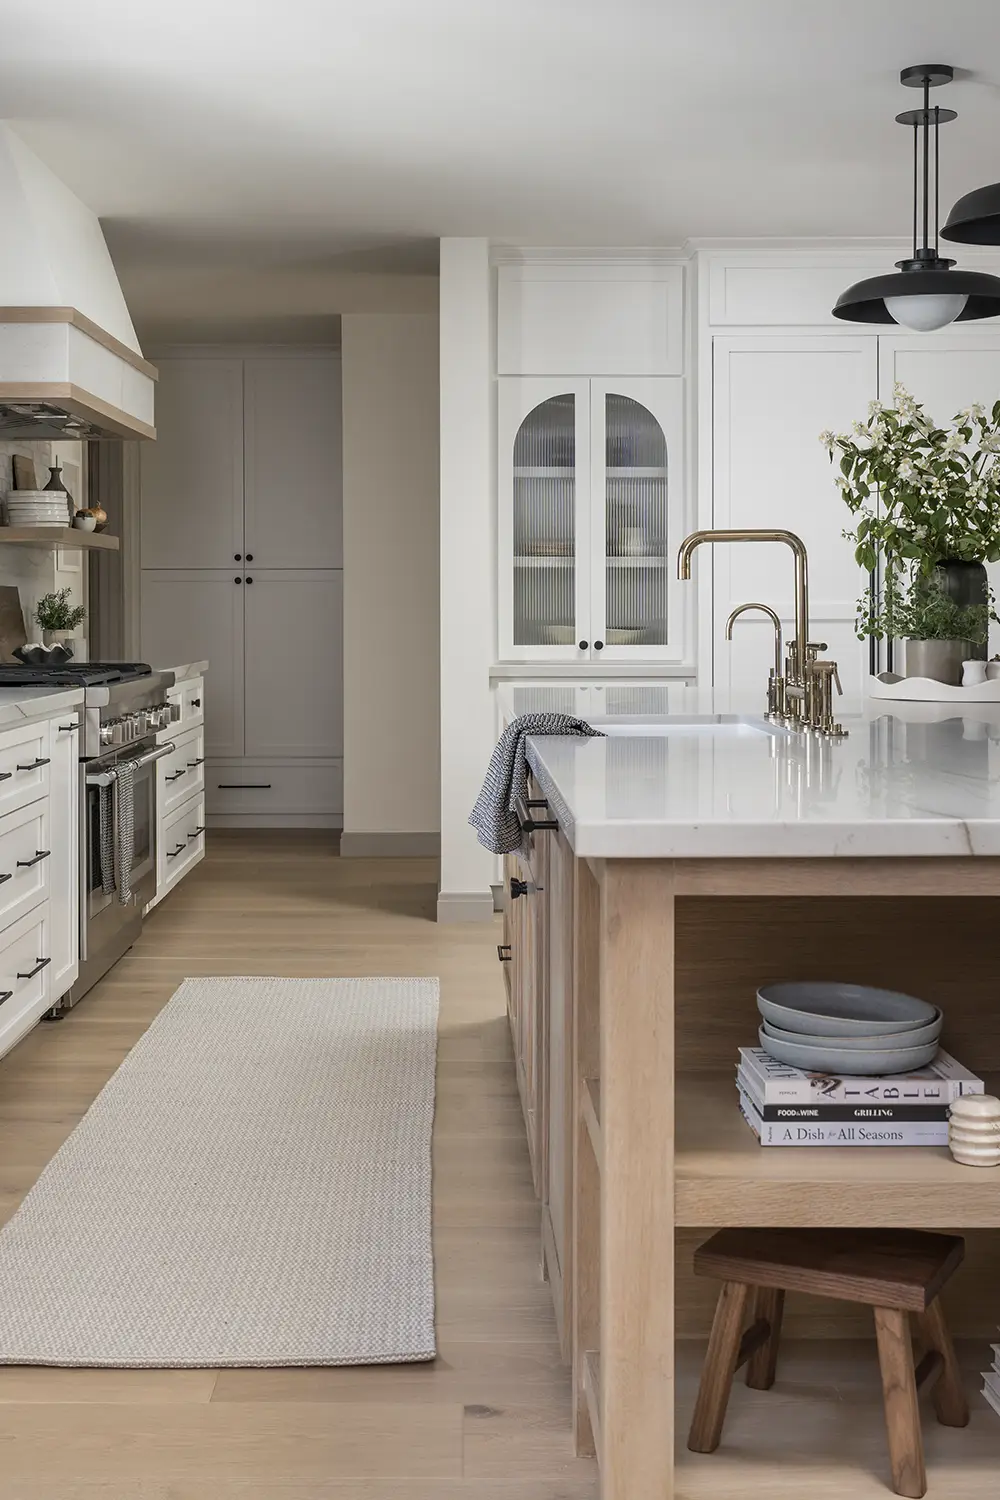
left=3, top=0, right=1000, bottom=332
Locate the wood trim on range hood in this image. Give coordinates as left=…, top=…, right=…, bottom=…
left=0, top=383, right=156, bottom=440
left=0, top=307, right=158, bottom=380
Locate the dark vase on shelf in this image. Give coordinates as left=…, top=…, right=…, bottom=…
left=43, top=464, right=74, bottom=524
left=934, top=558, right=990, bottom=660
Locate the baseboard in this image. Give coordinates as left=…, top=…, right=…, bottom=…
left=340, top=832, right=441, bottom=858
left=206, top=815, right=344, bottom=829
left=437, top=890, right=497, bottom=923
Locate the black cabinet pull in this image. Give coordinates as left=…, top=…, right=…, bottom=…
left=594, top=640, right=604, bottom=650
left=165, top=768, right=188, bottom=782
left=0, top=773, right=11, bottom=783
left=245, top=577, right=253, bottom=585
left=0, top=989, right=12, bottom=1006
left=514, top=793, right=558, bottom=833
left=510, top=877, right=529, bottom=899
left=0, top=873, right=10, bottom=885
left=58, top=723, right=78, bottom=732
left=166, top=842, right=186, bottom=859
left=217, top=783, right=271, bottom=789
left=186, top=758, right=205, bottom=768
left=234, top=576, right=242, bottom=584
left=245, top=553, right=253, bottom=562
left=497, top=944, right=512, bottom=963
left=17, top=957, right=50, bottom=980
left=17, top=758, right=49, bottom=772
left=234, top=553, right=242, bottom=562
left=16, top=850, right=50, bottom=868
left=191, top=698, right=201, bottom=708
left=188, top=826, right=206, bottom=840
left=578, top=640, right=589, bottom=650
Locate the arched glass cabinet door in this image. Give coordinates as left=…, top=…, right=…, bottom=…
left=499, top=380, right=589, bottom=660
left=591, top=380, right=685, bottom=662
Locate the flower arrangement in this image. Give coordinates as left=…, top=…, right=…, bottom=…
left=35, top=588, right=85, bottom=634
left=821, top=384, right=1000, bottom=644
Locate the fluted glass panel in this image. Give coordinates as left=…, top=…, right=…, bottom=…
left=512, top=395, right=575, bottom=647
left=605, top=395, right=668, bottom=647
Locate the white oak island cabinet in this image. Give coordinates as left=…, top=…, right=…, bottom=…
left=498, top=689, right=1000, bottom=1500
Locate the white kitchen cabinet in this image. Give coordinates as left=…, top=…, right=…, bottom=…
left=48, top=715, right=79, bottom=1003
left=243, top=571, right=343, bottom=758
left=497, top=261, right=684, bottom=376
left=498, top=376, right=687, bottom=665
left=0, top=904, right=53, bottom=1060
left=139, top=358, right=244, bottom=569
left=711, top=334, right=878, bottom=703
left=157, top=793, right=206, bottom=900
left=140, top=572, right=244, bottom=759
left=244, top=356, right=343, bottom=568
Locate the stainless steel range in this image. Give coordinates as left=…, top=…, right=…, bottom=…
left=0, top=664, right=180, bottom=1008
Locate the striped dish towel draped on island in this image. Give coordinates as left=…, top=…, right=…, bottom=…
left=469, top=713, right=603, bottom=856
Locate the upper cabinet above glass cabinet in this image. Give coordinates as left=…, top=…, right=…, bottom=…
left=496, top=262, right=685, bottom=376
left=498, top=377, right=688, bottom=666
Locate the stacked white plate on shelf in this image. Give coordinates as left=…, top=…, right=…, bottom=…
left=757, top=981, right=943, bottom=1075
left=4, top=491, right=71, bottom=527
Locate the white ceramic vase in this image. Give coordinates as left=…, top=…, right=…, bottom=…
left=962, top=659, right=988, bottom=687
left=948, top=1094, right=1000, bottom=1167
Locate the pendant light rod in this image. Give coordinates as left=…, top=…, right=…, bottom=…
left=921, top=75, right=930, bottom=253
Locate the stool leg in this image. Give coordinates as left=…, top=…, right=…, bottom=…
left=874, top=1306, right=927, bottom=1500
left=916, top=1296, right=969, bottom=1428
left=687, top=1281, right=750, bottom=1454
left=746, top=1287, right=785, bottom=1390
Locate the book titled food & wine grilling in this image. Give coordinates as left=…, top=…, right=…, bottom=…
left=739, top=1046, right=984, bottom=1104
left=736, top=1067, right=951, bottom=1121
left=738, top=1089, right=950, bottom=1146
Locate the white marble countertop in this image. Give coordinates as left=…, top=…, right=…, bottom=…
left=0, top=685, right=86, bottom=730
left=496, top=682, right=1000, bottom=859
left=158, top=660, right=208, bottom=685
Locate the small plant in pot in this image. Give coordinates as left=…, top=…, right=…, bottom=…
left=821, top=383, right=1000, bottom=682
left=35, top=588, right=85, bottom=649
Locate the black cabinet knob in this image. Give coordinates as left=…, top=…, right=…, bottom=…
left=234, top=576, right=242, bottom=584
left=578, top=640, right=589, bottom=650
left=510, top=877, right=529, bottom=899
left=246, top=576, right=253, bottom=584
left=594, top=640, right=604, bottom=650
left=246, top=553, right=254, bottom=562
left=234, top=553, right=241, bottom=562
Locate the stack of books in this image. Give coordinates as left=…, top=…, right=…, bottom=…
left=737, top=1046, right=985, bottom=1147
left=984, top=1341, right=1000, bottom=1420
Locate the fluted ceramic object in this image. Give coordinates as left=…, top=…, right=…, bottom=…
left=948, top=1094, right=1000, bottom=1167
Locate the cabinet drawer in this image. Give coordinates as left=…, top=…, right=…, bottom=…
left=158, top=726, right=205, bottom=817
left=159, top=794, right=206, bottom=897
left=0, top=721, right=51, bottom=816
left=0, top=903, right=52, bottom=1059
left=207, top=761, right=343, bottom=818
left=0, top=800, right=51, bottom=935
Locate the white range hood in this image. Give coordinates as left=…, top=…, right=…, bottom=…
left=0, top=126, right=155, bottom=441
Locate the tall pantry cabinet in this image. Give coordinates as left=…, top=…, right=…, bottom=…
left=139, top=353, right=343, bottom=826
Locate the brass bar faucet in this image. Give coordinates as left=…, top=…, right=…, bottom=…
left=725, top=602, right=784, bottom=719
left=677, top=529, right=846, bottom=737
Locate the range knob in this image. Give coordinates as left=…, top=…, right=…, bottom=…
left=100, top=724, right=113, bottom=747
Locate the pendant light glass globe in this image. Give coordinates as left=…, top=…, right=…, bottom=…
left=884, top=292, right=969, bottom=331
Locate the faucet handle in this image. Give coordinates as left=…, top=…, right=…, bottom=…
left=804, top=641, right=829, bottom=660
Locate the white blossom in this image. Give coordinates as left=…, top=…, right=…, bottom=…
left=943, top=431, right=965, bottom=453
left=818, top=429, right=836, bottom=451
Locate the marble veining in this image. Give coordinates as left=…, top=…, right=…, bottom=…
left=497, top=682, right=1000, bottom=859
left=0, top=686, right=86, bottom=730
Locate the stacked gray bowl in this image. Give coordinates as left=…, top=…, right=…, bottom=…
left=757, top=981, right=942, bottom=1075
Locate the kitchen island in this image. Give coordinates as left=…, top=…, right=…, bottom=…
left=497, top=687, right=1000, bottom=1500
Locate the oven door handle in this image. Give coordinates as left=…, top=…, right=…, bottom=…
left=86, top=741, right=177, bottom=788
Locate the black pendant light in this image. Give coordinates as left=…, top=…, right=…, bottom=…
left=833, top=65, right=1000, bottom=330
left=942, top=182, right=1000, bottom=245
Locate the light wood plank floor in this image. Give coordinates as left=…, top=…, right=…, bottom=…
left=0, top=831, right=598, bottom=1500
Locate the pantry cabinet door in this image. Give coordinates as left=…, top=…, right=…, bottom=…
left=589, top=377, right=688, bottom=665
left=243, top=356, right=343, bottom=569
left=879, top=331, right=1000, bottom=639
left=140, top=571, right=245, bottom=759
left=243, top=570, right=343, bottom=758
left=498, top=378, right=592, bottom=663
left=140, top=359, right=244, bottom=569
left=712, top=335, right=878, bottom=702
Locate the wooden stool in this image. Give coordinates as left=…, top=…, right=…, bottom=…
left=688, top=1227, right=969, bottom=1499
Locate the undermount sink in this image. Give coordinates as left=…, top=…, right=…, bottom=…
left=593, top=716, right=783, bottom=737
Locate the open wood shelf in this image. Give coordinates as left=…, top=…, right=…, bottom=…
left=675, top=1074, right=1000, bottom=1229
left=674, top=1338, right=1000, bottom=1497
left=0, top=527, right=119, bottom=551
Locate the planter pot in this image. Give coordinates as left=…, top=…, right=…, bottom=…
left=42, top=629, right=79, bottom=650
left=934, top=558, right=989, bottom=659
left=903, top=638, right=969, bottom=686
